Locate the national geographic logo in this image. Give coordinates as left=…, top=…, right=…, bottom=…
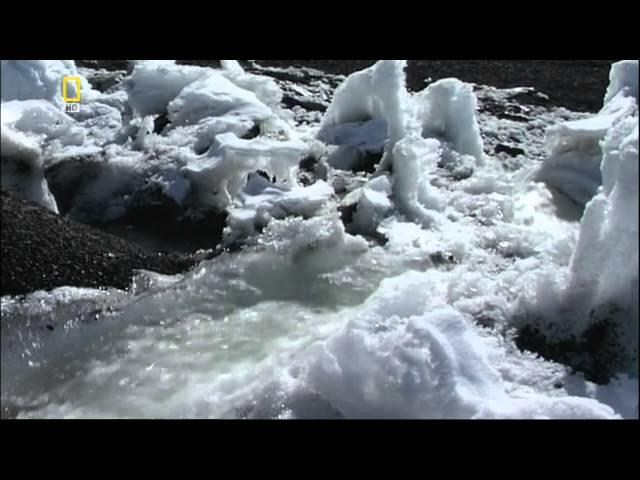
left=62, top=76, right=81, bottom=113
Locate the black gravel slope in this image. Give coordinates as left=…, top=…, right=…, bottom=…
left=1, top=189, right=197, bottom=296
left=255, top=60, right=616, bottom=113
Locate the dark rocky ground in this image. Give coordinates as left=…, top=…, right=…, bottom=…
left=1, top=190, right=197, bottom=296
left=255, top=60, right=617, bottom=113
left=2, top=60, right=617, bottom=296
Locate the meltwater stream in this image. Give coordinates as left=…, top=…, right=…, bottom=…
left=2, top=205, right=633, bottom=419
left=1, top=220, right=416, bottom=418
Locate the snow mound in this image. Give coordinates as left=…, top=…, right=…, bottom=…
left=167, top=71, right=274, bottom=127
left=1, top=60, right=96, bottom=107
left=300, top=272, right=618, bottom=419
left=415, top=78, right=485, bottom=164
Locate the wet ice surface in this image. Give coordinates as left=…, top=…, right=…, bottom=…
left=1, top=60, right=638, bottom=419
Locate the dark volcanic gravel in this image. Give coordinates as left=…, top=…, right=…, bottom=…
left=1, top=189, right=197, bottom=296
left=255, top=60, right=616, bottom=113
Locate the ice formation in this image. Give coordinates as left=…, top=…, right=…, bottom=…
left=415, top=78, right=485, bottom=165
left=318, top=60, right=415, bottom=173
left=182, top=132, right=309, bottom=209
left=319, top=61, right=483, bottom=230
left=565, top=120, right=638, bottom=370
left=537, top=60, right=639, bottom=206
left=604, top=60, right=639, bottom=106
left=2, top=58, right=638, bottom=419
left=515, top=61, right=639, bottom=378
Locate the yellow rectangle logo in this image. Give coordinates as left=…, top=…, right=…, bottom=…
left=62, top=76, right=81, bottom=103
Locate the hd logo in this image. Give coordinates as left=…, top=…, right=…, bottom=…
left=62, top=76, right=81, bottom=113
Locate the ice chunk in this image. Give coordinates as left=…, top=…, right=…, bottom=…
left=604, top=60, right=639, bottom=106
left=132, top=116, right=155, bottom=151
left=148, top=170, right=191, bottom=205
left=183, top=132, right=308, bottom=209
left=351, top=187, right=392, bottom=235
left=591, top=124, right=638, bottom=312
left=538, top=61, right=639, bottom=206
left=193, top=117, right=256, bottom=154
left=322, top=119, right=387, bottom=171
left=391, top=136, right=444, bottom=227
left=535, top=149, right=603, bottom=206
left=344, top=177, right=394, bottom=237
left=546, top=94, right=637, bottom=156
left=367, top=174, right=392, bottom=195
left=601, top=116, right=638, bottom=195
left=318, top=60, right=416, bottom=165
left=415, top=78, right=485, bottom=164
left=226, top=179, right=334, bottom=241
